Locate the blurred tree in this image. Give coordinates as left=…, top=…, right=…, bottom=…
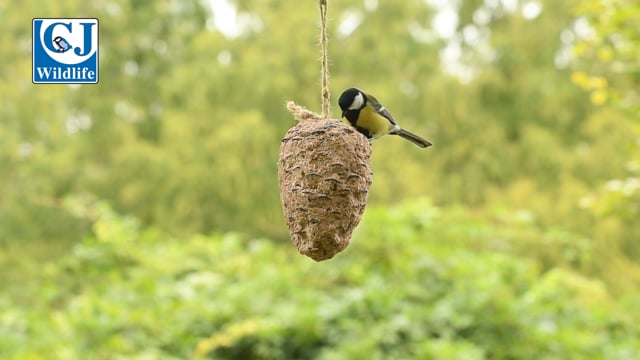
left=0, top=0, right=634, bottom=286
left=569, top=0, right=640, bottom=288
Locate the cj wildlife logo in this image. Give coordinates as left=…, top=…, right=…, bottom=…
left=32, top=18, right=99, bottom=84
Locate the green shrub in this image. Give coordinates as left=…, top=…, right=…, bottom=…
left=1, top=201, right=638, bottom=359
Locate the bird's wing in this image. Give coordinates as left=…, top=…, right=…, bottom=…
left=367, top=94, right=398, bottom=126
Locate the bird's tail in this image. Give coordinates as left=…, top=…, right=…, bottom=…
left=392, top=128, right=432, bottom=148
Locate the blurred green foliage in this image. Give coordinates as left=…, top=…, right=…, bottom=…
left=1, top=0, right=639, bottom=357
left=1, top=0, right=634, bottom=240
left=570, top=0, right=640, bottom=261
left=1, top=200, right=638, bottom=359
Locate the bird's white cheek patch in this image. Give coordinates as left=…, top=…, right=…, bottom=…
left=349, top=92, right=364, bottom=110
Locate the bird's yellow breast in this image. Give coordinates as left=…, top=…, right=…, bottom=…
left=343, top=106, right=393, bottom=139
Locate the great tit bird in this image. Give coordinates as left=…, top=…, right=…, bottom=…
left=339, top=88, right=432, bottom=148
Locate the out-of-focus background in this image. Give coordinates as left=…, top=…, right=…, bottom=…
left=1, top=0, right=639, bottom=358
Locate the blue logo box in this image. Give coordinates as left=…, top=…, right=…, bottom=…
left=33, top=18, right=99, bottom=84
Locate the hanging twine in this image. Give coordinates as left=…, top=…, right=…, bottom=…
left=319, top=0, right=330, bottom=118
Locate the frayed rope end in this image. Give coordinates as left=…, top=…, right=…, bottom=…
left=286, top=101, right=327, bottom=123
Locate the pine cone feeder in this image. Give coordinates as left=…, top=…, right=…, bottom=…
left=278, top=102, right=372, bottom=261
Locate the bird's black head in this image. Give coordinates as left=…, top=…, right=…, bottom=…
left=338, top=88, right=366, bottom=115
